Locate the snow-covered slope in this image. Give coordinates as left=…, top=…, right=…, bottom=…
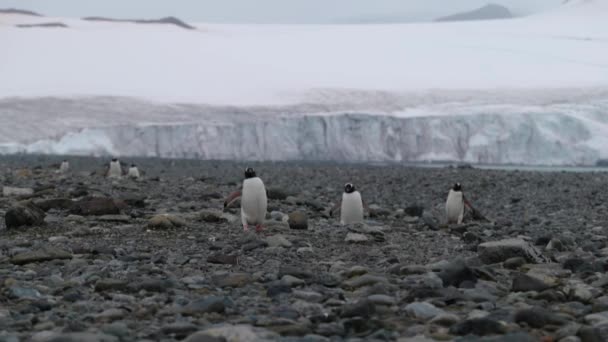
left=1, top=0, right=608, bottom=165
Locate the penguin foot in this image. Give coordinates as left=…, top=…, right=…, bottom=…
left=243, top=224, right=249, bottom=231
left=255, top=224, right=264, bottom=233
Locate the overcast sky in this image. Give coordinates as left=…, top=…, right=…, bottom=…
left=0, top=0, right=564, bottom=23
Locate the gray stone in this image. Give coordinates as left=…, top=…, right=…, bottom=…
left=478, top=238, right=547, bottom=264
left=10, top=246, right=72, bottom=265
left=288, top=211, right=308, bottom=230
left=345, top=233, right=369, bottom=243
left=404, top=302, right=445, bottom=320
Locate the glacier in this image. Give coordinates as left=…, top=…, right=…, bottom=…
left=1, top=96, right=607, bottom=166
left=1, top=0, right=608, bottom=165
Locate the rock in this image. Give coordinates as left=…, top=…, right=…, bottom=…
left=97, top=214, right=130, bottom=222
left=207, top=253, right=239, bottom=265
left=404, top=205, right=424, bottom=217
left=181, top=296, right=226, bottom=315
left=477, top=238, right=547, bottom=264
left=5, top=202, right=45, bottom=228
left=504, top=257, right=526, bottom=269
left=199, top=209, right=232, bottom=223
left=94, top=279, right=129, bottom=292
left=33, top=198, right=74, bottom=211
left=404, top=302, right=445, bottom=320
left=511, top=273, right=553, bottom=292
left=345, top=233, right=369, bottom=243
left=340, top=299, right=376, bottom=318
left=122, top=195, right=147, bottom=208
left=266, top=235, right=292, bottom=248
left=514, top=307, right=567, bottom=328
left=267, top=187, right=289, bottom=200
left=288, top=211, right=308, bottom=230
left=70, top=197, right=122, bottom=216
left=430, top=313, right=461, bottom=327
left=10, top=246, right=72, bottom=265
left=212, top=272, right=252, bottom=288
left=44, top=332, right=119, bottom=342
left=438, top=258, right=476, bottom=287
left=148, top=214, right=187, bottom=229
left=161, top=322, right=200, bottom=338
left=449, top=318, right=506, bottom=336
left=281, top=275, right=306, bottom=287
left=2, top=186, right=34, bottom=196
left=342, top=274, right=387, bottom=289
left=8, top=286, right=41, bottom=299
left=191, top=324, right=278, bottom=342
left=578, top=326, right=604, bottom=342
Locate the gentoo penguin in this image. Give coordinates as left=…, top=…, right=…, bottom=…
left=106, top=158, right=122, bottom=179
left=127, top=164, right=140, bottom=179
left=224, top=167, right=268, bottom=232
left=446, top=182, right=466, bottom=224
left=330, top=183, right=367, bottom=225
left=58, top=160, right=70, bottom=174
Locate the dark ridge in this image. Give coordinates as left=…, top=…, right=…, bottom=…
left=436, top=3, right=513, bottom=22
left=16, top=22, right=68, bottom=28
left=0, top=8, right=43, bottom=16
left=596, top=159, right=608, bottom=167
left=82, top=16, right=195, bottom=30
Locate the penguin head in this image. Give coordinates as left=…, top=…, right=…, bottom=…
left=244, top=167, right=256, bottom=179
left=62, top=159, right=68, bottom=163
left=452, top=183, right=462, bottom=191
left=111, top=158, right=118, bottom=162
left=344, top=183, right=356, bottom=194
left=131, top=164, right=136, bottom=167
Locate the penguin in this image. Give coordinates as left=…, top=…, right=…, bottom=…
left=446, top=182, right=467, bottom=224
left=330, top=183, right=367, bottom=225
left=106, top=158, right=122, bottom=179
left=224, top=167, right=268, bottom=232
left=127, top=164, right=140, bottom=179
left=58, top=159, right=70, bottom=174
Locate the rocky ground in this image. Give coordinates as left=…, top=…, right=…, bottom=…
left=0, top=155, right=608, bottom=342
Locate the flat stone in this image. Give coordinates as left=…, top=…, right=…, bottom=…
left=148, top=214, right=187, bottom=229
left=2, top=186, right=34, bottom=196
left=266, top=235, right=292, bottom=248
left=404, top=302, right=445, bottom=320
left=342, top=274, right=387, bottom=289
left=511, top=273, right=554, bottom=292
left=212, top=272, right=252, bottom=288
left=97, top=214, right=131, bottom=222
left=11, top=246, right=72, bottom=265
left=345, top=233, right=369, bottom=243
left=181, top=296, right=226, bottom=315
left=192, top=324, right=279, bottom=342
left=478, top=238, right=548, bottom=264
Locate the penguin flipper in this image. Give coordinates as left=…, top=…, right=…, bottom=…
left=224, top=190, right=242, bottom=209
left=329, top=199, right=342, bottom=217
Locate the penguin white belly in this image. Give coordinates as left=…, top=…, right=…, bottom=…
left=341, top=191, right=364, bottom=225
left=128, top=167, right=140, bottom=178
left=59, top=162, right=69, bottom=173
left=241, top=177, right=267, bottom=226
left=108, top=162, right=122, bottom=178
left=446, top=190, right=464, bottom=224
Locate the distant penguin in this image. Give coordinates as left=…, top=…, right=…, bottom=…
left=59, top=160, right=69, bottom=174
left=224, top=167, right=268, bottom=232
left=127, top=164, right=140, bottom=179
left=330, top=183, right=366, bottom=225
left=446, top=182, right=465, bottom=224
left=106, top=158, right=122, bottom=179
